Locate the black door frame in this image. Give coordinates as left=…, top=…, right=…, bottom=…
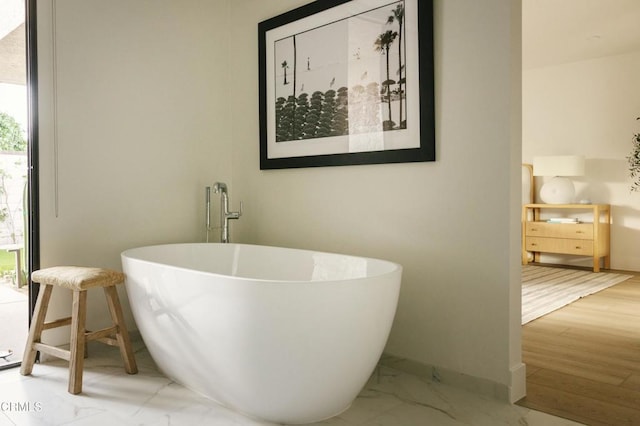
left=26, top=0, right=40, bottom=322
left=0, top=0, right=39, bottom=371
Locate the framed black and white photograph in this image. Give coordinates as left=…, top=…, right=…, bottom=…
left=258, top=0, right=434, bottom=169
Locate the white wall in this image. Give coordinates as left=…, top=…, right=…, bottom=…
left=523, top=50, right=640, bottom=271
left=37, top=0, right=232, bottom=335
left=36, top=0, right=524, bottom=402
left=230, top=0, right=524, bottom=400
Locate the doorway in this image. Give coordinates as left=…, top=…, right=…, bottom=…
left=0, top=0, right=37, bottom=370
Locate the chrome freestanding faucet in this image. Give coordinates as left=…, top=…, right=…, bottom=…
left=212, top=182, right=242, bottom=243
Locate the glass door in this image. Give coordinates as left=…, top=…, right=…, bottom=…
left=0, top=0, right=30, bottom=369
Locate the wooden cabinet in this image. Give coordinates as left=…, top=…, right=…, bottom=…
left=522, top=204, right=610, bottom=272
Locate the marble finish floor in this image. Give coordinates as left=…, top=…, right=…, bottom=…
left=0, top=282, right=28, bottom=367
left=0, top=341, right=583, bottom=426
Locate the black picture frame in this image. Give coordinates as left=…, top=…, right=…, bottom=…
left=258, top=0, right=434, bottom=170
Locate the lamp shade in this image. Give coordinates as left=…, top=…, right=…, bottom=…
left=532, top=155, right=585, bottom=177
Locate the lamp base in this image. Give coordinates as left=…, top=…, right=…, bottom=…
left=539, top=176, right=575, bottom=204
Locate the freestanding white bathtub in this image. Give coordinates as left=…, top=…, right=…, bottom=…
left=121, top=243, right=401, bottom=424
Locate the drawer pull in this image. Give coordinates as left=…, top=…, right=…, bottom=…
left=575, top=246, right=581, bottom=249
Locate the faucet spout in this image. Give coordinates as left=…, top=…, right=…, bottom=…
left=213, top=182, right=227, bottom=194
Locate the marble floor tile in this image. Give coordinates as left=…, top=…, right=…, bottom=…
left=0, top=282, right=28, bottom=366
left=0, top=342, right=583, bottom=425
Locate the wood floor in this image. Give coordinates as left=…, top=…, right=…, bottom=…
left=517, top=269, right=640, bottom=425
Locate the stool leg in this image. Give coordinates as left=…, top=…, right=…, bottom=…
left=104, top=286, right=138, bottom=374
left=20, top=284, right=53, bottom=375
left=69, top=290, right=87, bottom=394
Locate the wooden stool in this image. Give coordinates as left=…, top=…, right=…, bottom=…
left=20, top=266, right=138, bottom=394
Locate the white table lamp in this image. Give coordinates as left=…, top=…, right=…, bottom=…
left=533, top=155, right=585, bottom=204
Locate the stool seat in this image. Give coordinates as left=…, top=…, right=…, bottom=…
left=21, top=266, right=138, bottom=394
left=31, top=266, right=125, bottom=290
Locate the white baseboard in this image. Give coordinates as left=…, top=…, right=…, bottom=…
left=509, top=362, right=526, bottom=403
left=380, top=354, right=526, bottom=403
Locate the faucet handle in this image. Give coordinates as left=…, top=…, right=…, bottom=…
left=227, top=201, right=243, bottom=220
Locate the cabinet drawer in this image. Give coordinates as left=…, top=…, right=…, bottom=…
left=526, top=237, right=593, bottom=255
left=525, top=222, right=593, bottom=240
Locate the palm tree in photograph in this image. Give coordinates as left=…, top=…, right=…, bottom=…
left=374, top=29, right=398, bottom=129
left=292, top=35, right=298, bottom=139
left=387, top=2, right=405, bottom=128
left=281, top=60, right=289, bottom=85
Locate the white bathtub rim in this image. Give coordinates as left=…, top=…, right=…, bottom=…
left=121, top=242, right=402, bottom=284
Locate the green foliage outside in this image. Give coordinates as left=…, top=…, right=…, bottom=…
left=0, top=112, right=27, bottom=285
left=0, top=250, right=14, bottom=273
left=0, top=112, right=27, bottom=152
left=0, top=111, right=26, bottom=236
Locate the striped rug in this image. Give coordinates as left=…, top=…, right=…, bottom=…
left=522, top=265, right=632, bottom=324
